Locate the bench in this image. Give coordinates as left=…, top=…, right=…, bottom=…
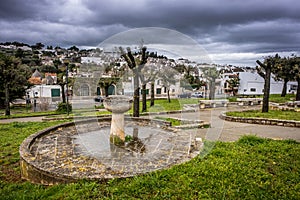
left=199, top=99, right=229, bottom=109
left=236, top=98, right=262, bottom=106
left=286, top=101, right=300, bottom=108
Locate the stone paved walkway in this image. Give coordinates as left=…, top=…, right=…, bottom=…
left=149, top=105, right=300, bottom=142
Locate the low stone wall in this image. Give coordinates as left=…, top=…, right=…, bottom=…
left=220, top=112, right=300, bottom=128
left=199, top=99, right=228, bottom=109
left=236, top=98, right=262, bottom=106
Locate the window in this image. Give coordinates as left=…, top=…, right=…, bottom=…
left=156, top=88, right=161, bottom=94
left=291, top=85, right=297, bottom=90
left=157, top=80, right=160, bottom=85
left=164, top=87, right=167, bottom=93
left=250, top=88, right=256, bottom=92
left=96, top=87, right=101, bottom=95
left=51, top=89, right=60, bottom=97
left=141, top=89, right=149, bottom=95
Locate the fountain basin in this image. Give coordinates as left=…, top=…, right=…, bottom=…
left=20, top=117, right=200, bottom=185
left=103, top=95, right=133, bottom=113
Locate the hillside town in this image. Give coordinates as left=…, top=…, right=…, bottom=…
left=0, top=42, right=298, bottom=111
left=1, top=1, right=300, bottom=198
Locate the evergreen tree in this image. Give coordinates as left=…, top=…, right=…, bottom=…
left=0, top=53, right=31, bottom=115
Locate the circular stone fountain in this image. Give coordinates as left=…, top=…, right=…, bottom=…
left=19, top=96, right=201, bottom=185
left=103, top=95, right=133, bottom=145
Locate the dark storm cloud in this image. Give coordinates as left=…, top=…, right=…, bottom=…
left=0, top=0, right=299, bottom=65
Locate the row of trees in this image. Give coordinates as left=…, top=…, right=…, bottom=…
left=256, top=54, right=300, bottom=112
left=113, top=46, right=223, bottom=117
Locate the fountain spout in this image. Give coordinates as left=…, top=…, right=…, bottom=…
left=103, top=95, right=133, bottom=145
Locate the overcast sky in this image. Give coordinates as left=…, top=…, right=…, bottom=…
left=0, top=0, right=299, bottom=66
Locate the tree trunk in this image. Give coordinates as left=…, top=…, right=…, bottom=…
left=232, top=87, right=236, bottom=96
left=133, top=69, right=140, bottom=117
left=150, top=81, right=155, bottom=107
left=262, top=66, right=271, bottom=112
left=60, top=84, right=66, bottom=103
left=4, top=84, right=10, bottom=116
left=142, top=84, right=147, bottom=112
left=167, top=89, right=171, bottom=103
left=296, top=78, right=300, bottom=101
left=209, top=80, right=215, bottom=100
left=281, top=78, right=288, bottom=97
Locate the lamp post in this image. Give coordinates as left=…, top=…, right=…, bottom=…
left=64, top=60, right=70, bottom=116
left=33, top=91, right=38, bottom=112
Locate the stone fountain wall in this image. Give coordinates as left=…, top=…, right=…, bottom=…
left=19, top=117, right=173, bottom=185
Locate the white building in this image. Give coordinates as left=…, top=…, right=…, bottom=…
left=237, top=71, right=297, bottom=95
left=26, top=85, right=62, bottom=105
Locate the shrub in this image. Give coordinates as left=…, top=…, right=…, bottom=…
left=56, top=102, right=72, bottom=113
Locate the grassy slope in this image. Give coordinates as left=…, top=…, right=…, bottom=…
left=0, top=122, right=299, bottom=199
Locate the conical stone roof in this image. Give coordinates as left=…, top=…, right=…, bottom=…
left=32, top=69, right=42, bottom=78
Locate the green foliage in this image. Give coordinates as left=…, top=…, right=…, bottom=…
left=226, top=76, right=240, bottom=95
left=227, top=96, right=237, bottom=102
left=125, top=135, right=133, bottom=142
left=226, top=109, right=300, bottom=121
left=56, top=102, right=72, bottom=114
left=1, top=126, right=299, bottom=199
left=0, top=53, right=32, bottom=111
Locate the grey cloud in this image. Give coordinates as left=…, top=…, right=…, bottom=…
left=0, top=0, right=299, bottom=66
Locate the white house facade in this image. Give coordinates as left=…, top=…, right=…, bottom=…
left=237, top=72, right=297, bottom=95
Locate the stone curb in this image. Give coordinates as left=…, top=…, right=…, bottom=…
left=220, top=111, right=300, bottom=128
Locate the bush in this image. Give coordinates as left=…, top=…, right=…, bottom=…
left=56, top=102, right=72, bottom=113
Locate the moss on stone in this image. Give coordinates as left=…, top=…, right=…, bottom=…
left=110, top=135, right=125, bottom=146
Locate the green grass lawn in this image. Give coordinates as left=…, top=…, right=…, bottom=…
left=0, top=110, right=59, bottom=119
left=226, top=110, right=300, bottom=121
left=137, top=98, right=199, bottom=113
left=269, top=94, right=296, bottom=103
left=0, top=121, right=299, bottom=199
